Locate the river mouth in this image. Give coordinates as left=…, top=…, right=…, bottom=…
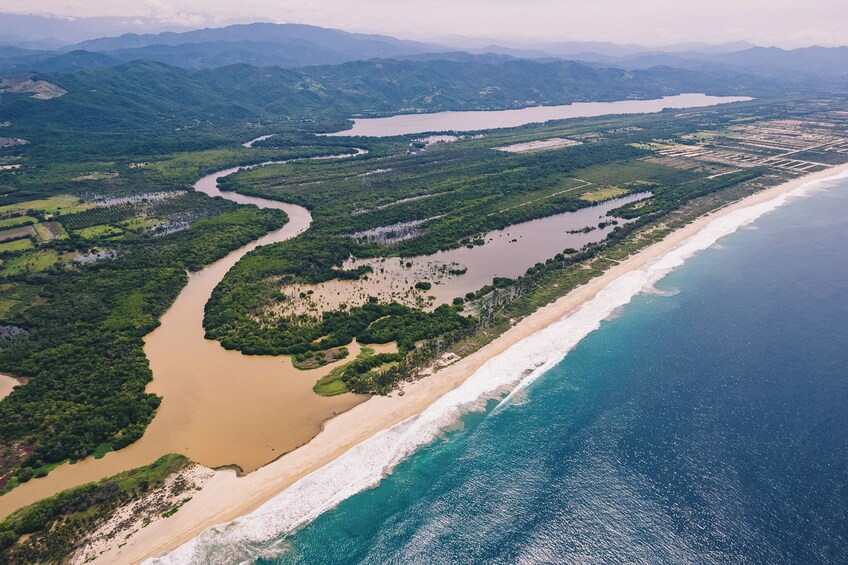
left=0, top=153, right=369, bottom=518
left=140, top=159, right=373, bottom=473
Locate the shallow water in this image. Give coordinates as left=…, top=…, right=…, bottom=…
left=326, top=93, right=751, bottom=137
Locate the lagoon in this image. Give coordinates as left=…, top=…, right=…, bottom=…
left=326, top=93, right=752, bottom=137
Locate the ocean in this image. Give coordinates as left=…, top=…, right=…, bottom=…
left=161, top=173, right=848, bottom=564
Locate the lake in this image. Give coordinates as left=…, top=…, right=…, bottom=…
left=326, top=93, right=752, bottom=137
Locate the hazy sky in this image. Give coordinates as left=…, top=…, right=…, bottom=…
left=2, top=0, right=846, bottom=47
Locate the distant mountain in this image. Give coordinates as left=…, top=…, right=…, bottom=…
left=66, top=23, right=444, bottom=68
left=0, top=21, right=845, bottom=90
left=0, top=13, right=191, bottom=44
left=23, top=50, right=121, bottom=73
left=659, top=41, right=755, bottom=54
left=435, top=38, right=754, bottom=59
left=597, top=46, right=848, bottom=85
left=527, top=40, right=647, bottom=58
left=715, top=45, right=848, bottom=77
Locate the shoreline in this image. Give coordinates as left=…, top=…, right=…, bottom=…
left=94, top=162, right=848, bottom=564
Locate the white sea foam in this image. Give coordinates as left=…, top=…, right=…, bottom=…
left=151, top=168, right=848, bottom=565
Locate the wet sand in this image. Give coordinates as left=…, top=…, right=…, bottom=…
left=103, top=164, right=848, bottom=565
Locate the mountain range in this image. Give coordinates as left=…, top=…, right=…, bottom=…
left=0, top=19, right=844, bottom=87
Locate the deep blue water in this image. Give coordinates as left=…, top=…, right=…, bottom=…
left=261, top=181, right=848, bottom=564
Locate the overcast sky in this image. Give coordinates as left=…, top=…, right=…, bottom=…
left=2, top=0, right=846, bottom=47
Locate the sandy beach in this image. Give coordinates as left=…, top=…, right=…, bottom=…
left=87, top=162, right=848, bottom=564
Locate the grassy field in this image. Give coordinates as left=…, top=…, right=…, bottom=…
left=0, top=239, right=33, bottom=253
left=0, top=195, right=89, bottom=216
left=0, top=216, right=37, bottom=229
left=119, top=217, right=160, bottom=232
left=581, top=187, right=629, bottom=201
left=0, top=282, right=42, bottom=318
left=0, top=250, right=58, bottom=276
left=75, top=224, right=124, bottom=239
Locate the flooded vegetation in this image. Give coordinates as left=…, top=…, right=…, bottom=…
left=352, top=216, right=441, bottom=245
left=269, top=192, right=650, bottom=317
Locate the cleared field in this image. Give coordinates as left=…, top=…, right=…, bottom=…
left=581, top=187, right=629, bottom=202
left=0, top=226, right=35, bottom=242
left=494, top=137, right=582, bottom=153
left=0, top=195, right=90, bottom=215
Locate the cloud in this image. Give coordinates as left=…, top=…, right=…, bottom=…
left=0, top=0, right=846, bottom=47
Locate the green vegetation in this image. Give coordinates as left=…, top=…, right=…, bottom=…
left=92, top=442, right=112, bottom=459
left=0, top=454, right=188, bottom=562
left=161, top=497, right=192, bottom=518
left=0, top=58, right=764, bottom=170
left=581, top=187, right=629, bottom=201
left=0, top=216, right=36, bottom=229
left=202, top=100, right=810, bottom=401
left=75, top=224, right=123, bottom=239
left=292, top=346, right=349, bottom=370
left=313, top=346, right=404, bottom=396
left=0, top=239, right=32, bottom=253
